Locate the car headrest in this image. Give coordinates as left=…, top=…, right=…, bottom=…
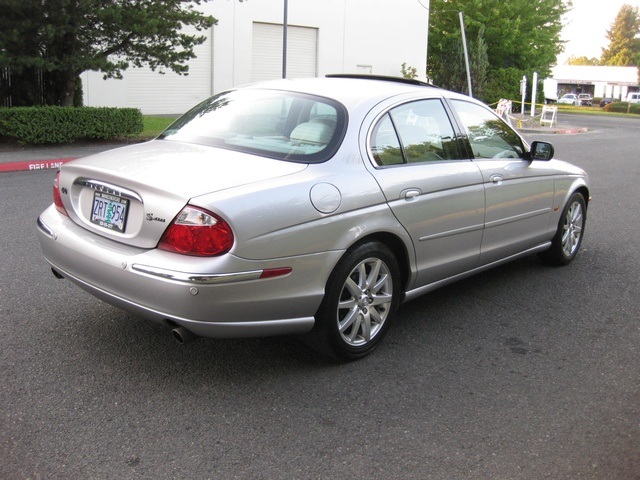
left=290, top=122, right=333, bottom=145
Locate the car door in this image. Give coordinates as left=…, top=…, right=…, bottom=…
left=366, top=98, right=485, bottom=288
left=449, top=99, right=555, bottom=265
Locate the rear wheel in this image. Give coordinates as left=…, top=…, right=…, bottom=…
left=311, top=242, right=401, bottom=361
left=540, top=192, right=586, bottom=266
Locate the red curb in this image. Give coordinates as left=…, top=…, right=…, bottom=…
left=553, top=127, right=589, bottom=134
left=0, top=157, right=76, bottom=173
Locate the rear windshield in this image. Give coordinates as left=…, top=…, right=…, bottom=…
left=159, top=89, right=347, bottom=163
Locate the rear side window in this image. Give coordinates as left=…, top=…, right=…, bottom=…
left=451, top=100, right=525, bottom=159
left=160, top=89, right=347, bottom=163
left=370, top=99, right=463, bottom=166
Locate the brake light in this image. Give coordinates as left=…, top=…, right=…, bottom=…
left=158, top=206, right=234, bottom=256
left=53, top=171, right=69, bottom=217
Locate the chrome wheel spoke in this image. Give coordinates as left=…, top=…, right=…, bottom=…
left=365, top=259, right=382, bottom=290
left=338, top=305, right=358, bottom=331
left=347, top=315, right=363, bottom=342
left=561, top=201, right=584, bottom=256
left=368, top=305, right=385, bottom=326
left=344, top=276, right=363, bottom=298
left=336, top=256, right=394, bottom=347
left=370, top=291, right=392, bottom=307
left=359, top=313, right=371, bottom=342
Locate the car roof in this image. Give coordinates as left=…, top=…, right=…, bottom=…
left=240, top=75, right=465, bottom=109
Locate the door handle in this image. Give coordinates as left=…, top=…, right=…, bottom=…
left=490, top=174, right=504, bottom=185
left=401, top=188, right=421, bottom=200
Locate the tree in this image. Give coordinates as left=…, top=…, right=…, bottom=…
left=600, top=4, right=640, bottom=66
left=0, top=0, right=217, bottom=106
left=567, top=55, right=601, bottom=66
left=429, top=26, right=488, bottom=98
left=427, top=0, right=569, bottom=103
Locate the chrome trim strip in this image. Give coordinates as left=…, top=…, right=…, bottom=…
left=131, top=264, right=263, bottom=285
left=74, top=178, right=143, bottom=203
left=37, top=216, right=55, bottom=239
left=419, top=209, right=551, bottom=242
left=419, top=223, right=484, bottom=242
left=484, top=208, right=551, bottom=229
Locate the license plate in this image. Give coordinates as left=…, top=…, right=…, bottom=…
left=90, top=191, right=129, bottom=233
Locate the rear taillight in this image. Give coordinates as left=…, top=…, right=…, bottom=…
left=158, top=206, right=234, bottom=256
left=53, top=171, right=69, bottom=217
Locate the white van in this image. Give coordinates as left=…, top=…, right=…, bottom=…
left=627, top=92, right=640, bottom=104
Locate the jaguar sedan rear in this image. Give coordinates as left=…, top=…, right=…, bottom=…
left=37, top=75, right=589, bottom=360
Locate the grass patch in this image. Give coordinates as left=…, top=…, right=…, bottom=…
left=551, top=104, right=640, bottom=117
left=140, top=116, right=178, bottom=139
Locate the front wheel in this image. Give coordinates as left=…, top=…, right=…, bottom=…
left=540, top=192, right=586, bottom=266
left=310, top=242, right=401, bottom=361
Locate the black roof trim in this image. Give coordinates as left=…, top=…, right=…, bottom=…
left=325, top=73, right=438, bottom=88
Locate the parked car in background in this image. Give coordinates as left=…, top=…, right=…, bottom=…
left=37, top=75, right=590, bottom=360
left=627, top=92, right=640, bottom=104
left=558, top=93, right=580, bottom=106
left=578, top=94, right=593, bottom=106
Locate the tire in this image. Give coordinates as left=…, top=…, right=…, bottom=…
left=540, top=192, right=586, bottom=266
left=310, top=242, right=401, bottom=361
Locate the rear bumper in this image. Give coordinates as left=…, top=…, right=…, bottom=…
left=37, top=205, right=341, bottom=338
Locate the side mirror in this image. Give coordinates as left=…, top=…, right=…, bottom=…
left=529, top=141, right=554, bottom=161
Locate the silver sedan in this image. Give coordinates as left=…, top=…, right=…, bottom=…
left=37, top=75, right=589, bottom=360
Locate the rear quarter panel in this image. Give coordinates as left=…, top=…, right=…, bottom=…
left=190, top=156, right=413, bottom=262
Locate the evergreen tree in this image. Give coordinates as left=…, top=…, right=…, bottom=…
left=0, top=0, right=217, bottom=106
left=600, top=4, right=640, bottom=66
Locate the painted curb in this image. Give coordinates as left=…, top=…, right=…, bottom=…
left=553, top=127, right=589, bottom=134
left=0, top=158, right=76, bottom=173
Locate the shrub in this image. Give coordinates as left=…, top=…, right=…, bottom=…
left=0, top=106, right=143, bottom=144
left=604, top=102, right=640, bottom=115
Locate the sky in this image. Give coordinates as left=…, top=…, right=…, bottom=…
left=558, top=0, right=640, bottom=64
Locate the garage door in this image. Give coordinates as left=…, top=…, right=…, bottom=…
left=252, top=22, right=318, bottom=82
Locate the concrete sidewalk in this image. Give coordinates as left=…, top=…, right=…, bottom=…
left=0, top=120, right=588, bottom=173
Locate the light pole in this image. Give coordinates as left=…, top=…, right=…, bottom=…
left=282, top=0, right=288, bottom=79
left=421, top=2, right=473, bottom=97
left=458, top=11, right=472, bottom=97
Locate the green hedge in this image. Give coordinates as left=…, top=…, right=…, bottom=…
left=0, top=106, right=144, bottom=144
left=604, top=102, right=640, bottom=115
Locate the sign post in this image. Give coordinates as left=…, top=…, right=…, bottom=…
left=531, top=72, right=538, bottom=117
left=520, top=75, right=527, bottom=114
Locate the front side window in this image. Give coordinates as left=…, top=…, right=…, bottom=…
left=160, top=89, right=346, bottom=163
left=370, top=99, right=462, bottom=166
left=451, top=100, right=525, bottom=159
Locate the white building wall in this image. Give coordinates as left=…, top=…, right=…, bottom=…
left=342, top=0, right=426, bottom=78
left=81, top=31, right=213, bottom=115
left=82, top=0, right=428, bottom=115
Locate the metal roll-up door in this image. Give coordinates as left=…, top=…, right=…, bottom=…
left=252, top=22, right=318, bottom=82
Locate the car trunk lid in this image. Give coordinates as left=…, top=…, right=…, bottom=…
left=58, top=140, right=307, bottom=248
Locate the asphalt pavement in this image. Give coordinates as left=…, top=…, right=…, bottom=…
left=3, top=114, right=638, bottom=479
left=0, top=115, right=589, bottom=173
